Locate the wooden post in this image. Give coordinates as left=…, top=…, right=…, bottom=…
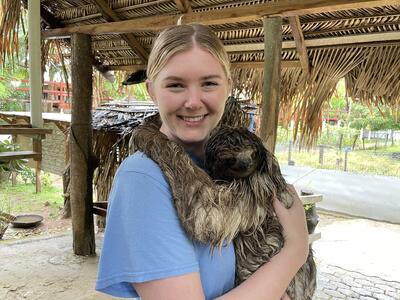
left=28, top=0, right=43, bottom=128
left=32, top=138, right=42, bottom=193
left=318, top=145, right=324, bottom=166
left=260, top=16, right=282, bottom=154
left=70, top=33, right=95, bottom=256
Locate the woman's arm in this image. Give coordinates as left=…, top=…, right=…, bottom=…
left=133, top=184, right=308, bottom=300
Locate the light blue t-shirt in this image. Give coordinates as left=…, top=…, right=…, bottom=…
left=96, top=152, right=235, bottom=299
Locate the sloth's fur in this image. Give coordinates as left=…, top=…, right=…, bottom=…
left=130, top=117, right=316, bottom=299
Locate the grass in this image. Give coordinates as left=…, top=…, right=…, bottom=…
left=275, top=144, right=400, bottom=177
left=0, top=181, right=64, bottom=219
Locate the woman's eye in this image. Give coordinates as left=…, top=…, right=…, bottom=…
left=203, top=81, right=218, bottom=87
left=166, top=83, right=183, bottom=88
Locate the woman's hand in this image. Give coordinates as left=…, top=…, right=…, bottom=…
left=273, top=184, right=309, bottom=264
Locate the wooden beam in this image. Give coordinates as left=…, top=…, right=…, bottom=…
left=224, top=31, right=400, bottom=52
left=231, top=61, right=301, bottom=69
left=174, top=0, right=192, bottom=13
left=93, top=0, right=148, bottom=61
left=106, top=64, right=147, bottom=71
left=0, top=127, right=52, bottom=136
left=42, top=0, right=399, bottom=38
left=260, top=17, right=282, bottom=154
left=106, top=60, right=301, bottom=71
left=289, top=16, right=310, bottom=75
left=70, top=33, right=95, bottom=256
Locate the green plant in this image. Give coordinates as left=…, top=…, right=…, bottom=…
left=18, top=166, right=36, bottom=184
left=42, top=172, right=53, bottom=187
left=0, top=139, right=26, bottom=181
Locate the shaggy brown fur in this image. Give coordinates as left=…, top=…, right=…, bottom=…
left=130, top=118, right=316, bottom=299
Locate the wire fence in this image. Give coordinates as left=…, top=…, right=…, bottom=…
left=275, top=129, right=400, bottom=178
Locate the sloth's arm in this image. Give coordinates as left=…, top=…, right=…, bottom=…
left=131, top=125, right=243, bottom=247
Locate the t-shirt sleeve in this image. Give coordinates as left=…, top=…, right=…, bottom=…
left=95, top=155, right=199, bottom=298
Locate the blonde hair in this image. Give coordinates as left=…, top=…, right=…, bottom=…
left=147, top=24, right=231, bottom=82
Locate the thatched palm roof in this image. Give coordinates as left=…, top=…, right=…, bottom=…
left=1, top=0, right=399, bottom=144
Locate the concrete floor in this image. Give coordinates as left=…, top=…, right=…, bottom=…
left=0, top=211, right=399, bottom=299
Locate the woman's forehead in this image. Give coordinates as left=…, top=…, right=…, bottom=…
left=156, top=47, right=227, bottom=81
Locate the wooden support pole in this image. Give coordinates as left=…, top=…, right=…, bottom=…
left=70, top=33, right=95, bottom=256
left=32, top=138, right=42, bottom=193
left=28, top=0, right=43, bottom=128
left=260, top=17, right=282, bottom=154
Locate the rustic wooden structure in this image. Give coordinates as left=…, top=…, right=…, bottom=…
left=0, top=126, right=52, bottom=193
left=1, top=0, right=399, bottom=255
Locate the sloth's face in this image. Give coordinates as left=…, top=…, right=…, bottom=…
left=211, top=147, right=259, bottom=180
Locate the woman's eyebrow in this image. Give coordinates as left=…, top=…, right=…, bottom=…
left=162, top=75, right=223, bottom=81
left=163, top=76, right=182, bottom=81
left=202, top=75, right=222, bottom=80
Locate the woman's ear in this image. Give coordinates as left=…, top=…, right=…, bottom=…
left=146, top=79, right=157, bottom=105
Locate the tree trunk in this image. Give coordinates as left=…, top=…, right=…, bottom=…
left=260, top=16, right=282, bottom=154
left=70, top=33, right=95, bottom=256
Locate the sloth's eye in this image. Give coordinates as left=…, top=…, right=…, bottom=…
left=225, top=157, right=236, bottom=165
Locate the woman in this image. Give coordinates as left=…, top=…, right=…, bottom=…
left=96, top=24, right=308, bottom=300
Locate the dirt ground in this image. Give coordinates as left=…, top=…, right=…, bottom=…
left=1, top=174, right=72, bottom=241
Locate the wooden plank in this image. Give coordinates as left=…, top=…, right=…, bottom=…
left=33, top=138, right=42, bottom=193
left=0, top=127, right=52, bottom=136
left=308, top=232, right=321, bottom=244
left=92, top=206, right=107, bottom=217
left=289, top=16, right=310, bottom=75
left=232, top=60, right=301, bottom=69
left=106, top=60, right=301, bottom=71
left=93, top=0, right=149, bottom=61
left=0, top=124, right=32, bottom=128
left=42, top=0, right=399, bottom=38
left=300, top=194, right=323, bottom=205
left=70, top=33, right=95, bottom=256
left=225, top=31, right=400, bottom=52
left=260, top=17, right=282, bottom=153
left=0, top=151, right=41, bottom=161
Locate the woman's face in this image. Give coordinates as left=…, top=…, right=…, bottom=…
left=146, top=46, right=230, bottom=151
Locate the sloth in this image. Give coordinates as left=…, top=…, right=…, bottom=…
left=130, top=120, right=316, bottom=300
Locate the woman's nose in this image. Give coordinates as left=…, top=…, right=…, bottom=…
left=184, top=87, right=202, bottom=109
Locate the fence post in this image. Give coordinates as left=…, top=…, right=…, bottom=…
left=338, top=134, right=344, bottom=150
left=385, top=130, right=389, bottom=148
left=288, top=140, right=295, bottom=166
left=344, top=149, right=349, bottom=171
left=391, top=130, right=394, bottom=146
left=318, top=145, right=324, bottom=166
left=360, top=128, right=365, bottom=150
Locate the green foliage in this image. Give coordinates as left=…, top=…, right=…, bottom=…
left=348, top=102, right=400, bottom=130
left=0, top=139, right=26, bottom=175
left=0, top=64, right=28, bottom=111
left=18, top=167, right=35, bottom=184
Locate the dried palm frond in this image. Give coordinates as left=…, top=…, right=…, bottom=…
left=290, top=47, right=368, bottom=146
left=0, top=0, right=23, bottom=67
left=345, top=45, right=400, bottom=108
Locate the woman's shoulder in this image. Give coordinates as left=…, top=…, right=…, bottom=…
left=117, top=151, right=167, bottom=185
